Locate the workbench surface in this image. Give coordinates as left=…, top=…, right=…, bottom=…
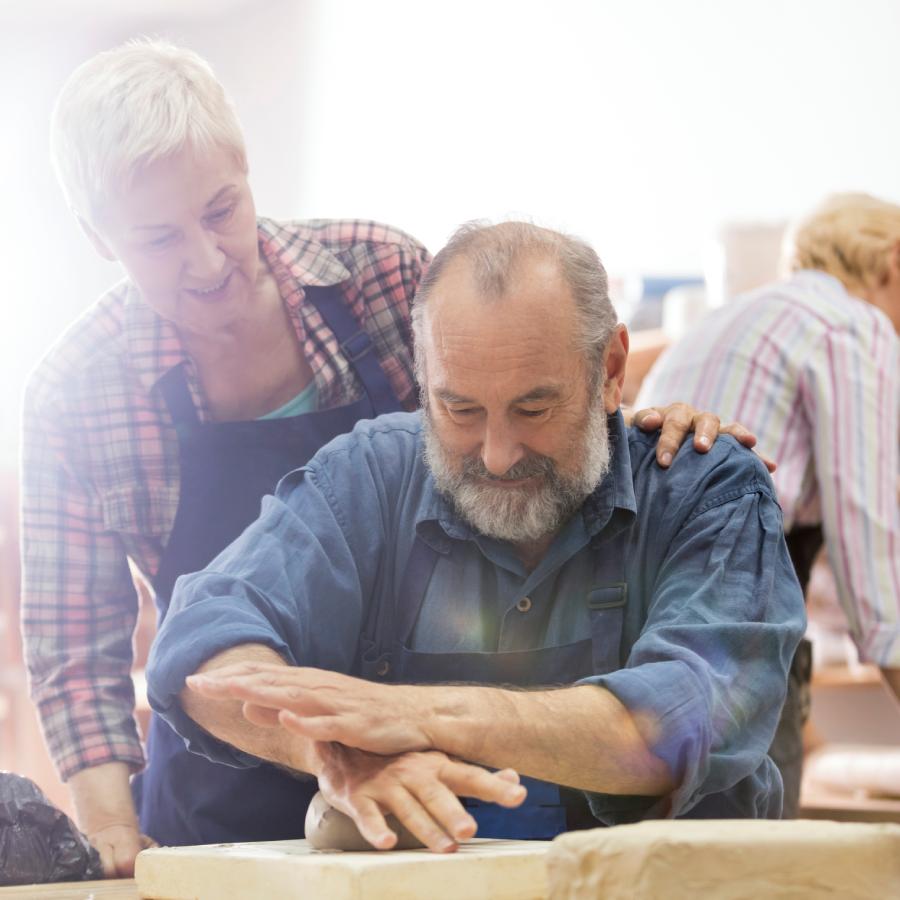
left=0, top=879, right=138, bottom=898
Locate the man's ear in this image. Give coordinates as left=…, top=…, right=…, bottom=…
left=75, top=213, right=117, bottom=262
left=601, top=324, right=629, bottom=413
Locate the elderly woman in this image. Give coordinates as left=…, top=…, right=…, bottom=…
left=638, top=193, right=900, bottom=815
left=21, top=39, right=751, bottom=877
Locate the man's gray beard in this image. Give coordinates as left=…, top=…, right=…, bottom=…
left=422, top=402, right=611, bottom=544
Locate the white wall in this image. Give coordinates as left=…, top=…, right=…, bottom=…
left=293, top=0, right=900, bottom=272
left=2, top=0, right=899, bottom=460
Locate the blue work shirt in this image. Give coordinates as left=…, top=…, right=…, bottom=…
left=148, top=410, right=805, bottom=822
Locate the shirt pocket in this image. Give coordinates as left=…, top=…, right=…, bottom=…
left=587, top=585, right=627, bottom=675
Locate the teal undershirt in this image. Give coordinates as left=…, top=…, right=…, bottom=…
left=257, top=379, right=319, bottom=419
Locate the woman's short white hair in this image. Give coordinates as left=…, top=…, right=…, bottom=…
left=784, top=192, right=900, bottom=293
left=50, top=38, right=247, bottom=221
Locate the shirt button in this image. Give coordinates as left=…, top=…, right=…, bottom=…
left=376, top=660, right=391, bottom=677
left=516, top=597, right=533, bottom=613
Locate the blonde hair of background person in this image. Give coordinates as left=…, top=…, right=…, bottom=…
left=784, top=192, right=900, bottom=333
left=51, top=39, right=247, bottom=224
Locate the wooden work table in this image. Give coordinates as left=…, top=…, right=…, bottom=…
left=0, top=880, right=138, bottom=898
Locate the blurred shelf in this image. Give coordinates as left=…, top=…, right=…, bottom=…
left=800, top=784, right=900, bottom=823
left=811, top=664, right=883, bottom=688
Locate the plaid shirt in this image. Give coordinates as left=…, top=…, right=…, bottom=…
left=21, top=218, right=429, bottom=780
left=638, top=271, right=900, bottom=667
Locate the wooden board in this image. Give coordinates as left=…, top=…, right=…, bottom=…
left=0, top=879, right=138, bottom=899
left=135, top=838, right=550, bottom=900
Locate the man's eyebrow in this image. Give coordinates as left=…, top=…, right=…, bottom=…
left=433, top=388, right=476, bottom=404
left=432, top=385, right=564, bottom=405
left=512, top=386, right=564, bottom=403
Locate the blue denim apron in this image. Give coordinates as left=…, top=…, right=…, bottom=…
left=133, top=285, right=404, bottom=845
left=358, top=523, right=630, bottom=839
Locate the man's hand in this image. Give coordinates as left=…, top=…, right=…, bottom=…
left=627, top=402, right=777, bottom=473
left=187, top=664, right=427, bottom=755
left=68, top=761, right=157, bottom=878
left=313, top=744, right=525, bottom=853
left=188, top=663, right=672, bottom=798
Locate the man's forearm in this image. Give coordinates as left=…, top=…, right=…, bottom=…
left=179, top=643, right=321, bottom=776
left=420, top=683, right=674, bottom=797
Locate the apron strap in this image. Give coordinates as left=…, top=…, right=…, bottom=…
left=784, top=524, right=824, bottom=596
left=304, top=285, right=402, bottom=416
left=158, top=364, right=200, bottom=428
left=360, top=535, right=442, bottom=681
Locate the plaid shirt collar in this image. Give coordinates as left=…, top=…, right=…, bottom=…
left=123, top=218, right=352, bottom=393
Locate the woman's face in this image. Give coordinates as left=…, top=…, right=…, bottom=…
left=88, top=144, right=262, bottom=336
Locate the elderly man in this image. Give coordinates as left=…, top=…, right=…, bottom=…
left=148, top=222, right=805, bottom=852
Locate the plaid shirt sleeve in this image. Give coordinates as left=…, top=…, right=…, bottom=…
left=21, top=371, right=145, bottom=780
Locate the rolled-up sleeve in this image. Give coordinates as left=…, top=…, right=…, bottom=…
left=582, top=476, right=806, bottom=821
left=146, top=457, right=377, bottom=766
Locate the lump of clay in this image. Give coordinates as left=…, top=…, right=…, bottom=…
left=304, top=791, right=425, bottom=851
left=547, top=819, right=900, bottom=900
left=0, top=772, right=103, bottom=886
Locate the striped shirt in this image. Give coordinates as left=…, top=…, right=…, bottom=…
left=637, top=270, right=900, bottom=667
left=20, top=218, right=429, bottom=780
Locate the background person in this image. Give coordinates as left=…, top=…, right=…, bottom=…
left=637, top=193, right=900, bottom=816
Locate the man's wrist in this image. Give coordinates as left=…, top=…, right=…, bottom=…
left=415, top=684, right=508, bottom=761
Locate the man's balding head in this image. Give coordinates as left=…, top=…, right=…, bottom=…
left=411, top=221, right=618, bottom=390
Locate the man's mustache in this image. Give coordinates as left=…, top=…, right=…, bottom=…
left=458, top=453, right=557, bottom=482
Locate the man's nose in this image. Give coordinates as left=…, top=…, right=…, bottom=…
left=480, top=419, right=525, bottom=476
left=184, top=226, right=226, bottom=278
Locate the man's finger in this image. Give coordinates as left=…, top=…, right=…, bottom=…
left=279, top=709, right=346, bottom=739
left=655, top=405, right=694, bottom=467
left=631, top=407, right=663, bottom=430
left=341, top=795, right=398, bottom=850
left=380, top=785, right=457, bottom=853
left=689, top=412, right=720, bottom=452
left=243, top=701, right=281, bottom=727
left=404, top=777, right=476, bottom=844
left=719, top=422, right=756, bottom=448
left=439, top=761, right=527, bottom=808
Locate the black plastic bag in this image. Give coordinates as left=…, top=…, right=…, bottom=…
left=0, top=772, right=103, bottom=886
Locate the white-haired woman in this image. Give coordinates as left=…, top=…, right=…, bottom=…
left=638, top=193, right=900, bottom=816
left=21, top=39, right=756, bottom=877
